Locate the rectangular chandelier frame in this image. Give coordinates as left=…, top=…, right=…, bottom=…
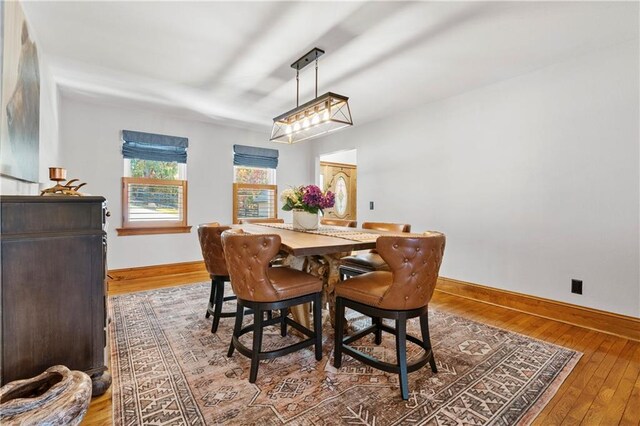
left=270, top=47, right=352, bottom=144
left=270, top=92, right=353, bottom=144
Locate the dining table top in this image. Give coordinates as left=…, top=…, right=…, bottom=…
left=235, top=223, right=384, bottom=257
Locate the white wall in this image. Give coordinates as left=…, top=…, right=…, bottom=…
left=37, top=56, right=60, bottom=188
left=312, top=41, right=640, bottom=317
left=59, top=96, right=313, bottom=269
left=320, top=149, right=357, bottom=165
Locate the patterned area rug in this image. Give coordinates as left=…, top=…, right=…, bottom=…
left=109, top=283, right=580, bottom=425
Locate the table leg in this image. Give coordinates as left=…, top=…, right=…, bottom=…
left=319, top=252, right=349, bottom=328
left=289, top=304, right=310, bottom=330
left=283, top=252, right=348, bottom=330
left=282, top=255, right=312, bottom=330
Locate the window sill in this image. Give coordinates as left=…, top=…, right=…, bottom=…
left=116, top=226, right=192, bottom=236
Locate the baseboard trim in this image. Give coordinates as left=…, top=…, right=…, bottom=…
left=108, top=260, right=207, bottom=281
left=436, top=277, right=640, bottom=342
left=107, top=261, right=639, bottom=341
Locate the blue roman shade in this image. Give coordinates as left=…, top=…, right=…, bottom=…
left=122, top=130, right=188, bottom=163
left=233, top=144, right=278, bottom=169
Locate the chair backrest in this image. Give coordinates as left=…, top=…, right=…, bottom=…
left=221, top=230, right=282, bottom=302
left=197, top=223, right=230, bottom=277
left=320, top=218, right=357, bottom=228
left=375, top=232, right=446, bottom=310
left=362, top=222, right=411, bottom=233
left=237, top=218, right=284, bottom=224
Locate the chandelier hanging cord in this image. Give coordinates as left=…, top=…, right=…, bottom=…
left=291, top=47, right=325, bottom=108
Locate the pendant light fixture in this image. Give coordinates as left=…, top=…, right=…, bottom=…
left=270, top=47, right=353, bottom=144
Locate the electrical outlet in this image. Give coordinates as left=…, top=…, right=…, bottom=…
left=369, top=201, right=374, bottom=210
left=571, top=279, right=583, bottom=295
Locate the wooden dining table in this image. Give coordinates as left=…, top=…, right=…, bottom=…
left=235, top=223, right=384, bottom=328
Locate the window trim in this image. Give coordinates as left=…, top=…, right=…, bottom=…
left=232, top=183, right=278, bottom=224
left=116, top=177, right=191, bottom=236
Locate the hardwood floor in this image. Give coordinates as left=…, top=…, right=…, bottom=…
left=83, top=273, right=639, bottom=425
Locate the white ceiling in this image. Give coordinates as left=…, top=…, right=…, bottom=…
left=22, top=1, right=639, bottom=131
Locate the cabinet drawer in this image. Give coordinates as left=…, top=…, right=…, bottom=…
left=1, top=197, right=104, bottom=234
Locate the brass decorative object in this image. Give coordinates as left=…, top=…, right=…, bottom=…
left=41, top=167, right=87, bottom=196
left=49, top=167, right=66, bottom=181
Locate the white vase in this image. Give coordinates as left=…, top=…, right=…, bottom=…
left=292, top=209, right=319, bottom=231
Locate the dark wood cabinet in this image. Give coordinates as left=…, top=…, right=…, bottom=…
left=0, top=196, right=110, bottom=395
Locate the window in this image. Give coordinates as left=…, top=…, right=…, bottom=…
left=232, top=145, right=278, bottom=224
left=117, top=130, right=190, bottom=236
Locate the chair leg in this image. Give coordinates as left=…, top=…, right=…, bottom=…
left=395, top=315, right=409, bottom=400
left=313, top=293, right=323, bottom=361
left=211, top=277, right=225, bottom=333
left=280, top=308, right=288, bottom=337
left=420, top=313, right=437, bottom=373
left=373, top=317, right=382, bottom=345
left=333, top=297, right=345, bottom=368
left=206, top=278, right=216, bottom=319
left=227, top=304, right=243, bottom=357
left=249, top=307, right=264, bottom=383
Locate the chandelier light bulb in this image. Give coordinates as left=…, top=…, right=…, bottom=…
left=293, top=122, right=300, bottom=132
left=302, top=118, right=309, bottom=128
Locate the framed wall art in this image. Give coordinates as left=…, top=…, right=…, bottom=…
left=0, top=1, right=40, bottom=183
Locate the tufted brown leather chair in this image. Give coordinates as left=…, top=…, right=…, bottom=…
left=222, top=230, right=324, bottom=383
left=339, top=222, right=411, bottom=278
left=320, top=218, right=357, bottom=227
left=197, top=223, right=237, bottom=333
left=237, top=217, right=287, bottom=265
left=237, top=218, right=284, bottom=224
left=334, top=232, right=446, bottom=400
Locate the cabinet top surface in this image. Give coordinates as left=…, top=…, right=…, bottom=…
left=1, top=195, right=106, bottom=203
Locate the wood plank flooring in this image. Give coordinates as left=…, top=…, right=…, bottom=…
left=82, top=274, right=640, bottom=425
